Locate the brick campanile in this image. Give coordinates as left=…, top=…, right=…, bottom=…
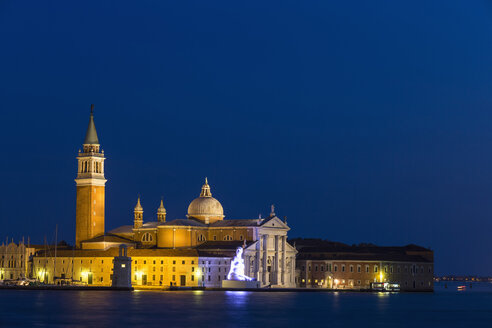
left=75, top=105, right=106, bottom=248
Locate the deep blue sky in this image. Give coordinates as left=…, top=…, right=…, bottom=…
left=1, top=1, right=492, bottom=276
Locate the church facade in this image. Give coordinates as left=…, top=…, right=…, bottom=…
left=32, top=107, right=297, bottom=288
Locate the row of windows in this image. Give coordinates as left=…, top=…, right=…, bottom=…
left=80, top=160, right=102, bottom=173
left=0, top=260, right=23, bottom=268
left=303, top=264, right=432, bottom=275
left=141, top=234, right=245, bottom=243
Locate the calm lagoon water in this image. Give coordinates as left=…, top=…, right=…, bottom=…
left=0, top=282, right=491, bottom=328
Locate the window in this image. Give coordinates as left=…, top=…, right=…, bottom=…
left=341, top=265, right=345, bottom=272
left=390, top=266, right=393, bottom=273
left=191, top=275, right=194, bottom=281
left=374, top=266, right=378, bottom=273
left=315, top=265, right=318, bottom=272
left=182, top=260, right=185, bottom=265
left=366, top=265, right=369, bottom=273
left=198, top=234, right=206, bottom=242
left=357, top=265, right=361, bottom=273
left=153, top=260, right=156, bottom=264
left=172, top=275, right=175, bottom=281
left=173, top=267, right=176, bottom=272
left=213, top=235, right=217, bottom=241
left=160, top=275, right=163, bottom=281
left=224, top=235, right=233, bottom=241
left=152, top=275, right=155, bottom=281
left=239, top=235, right=244, bottom=241
left=142, top=233, right=153, bottom=242
left=161, top=261, right=164, bottom=264
left=321, top=266, right=324, bottom=272
left=173, top=260, right=176, bottom=264
left=334, top=265, right=338, bottom=272
left=384, top=266, right=387, bottom=273
left=144, top=261, right=147, bottom=264
left=191, top=261, right=194, bottom=264
left=350, top=265, right=353, bottom=273
left=208, top=276, right=211, bottom=281
left=192, top=267, right=195, bottom=272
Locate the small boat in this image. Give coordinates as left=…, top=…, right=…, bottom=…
left=457, top=285, right=466, bottom=291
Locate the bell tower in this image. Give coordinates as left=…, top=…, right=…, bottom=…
left=75, top=105, right=106, bottom=248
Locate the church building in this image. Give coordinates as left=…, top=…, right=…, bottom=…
left=32, top=107, right=297, bottom=288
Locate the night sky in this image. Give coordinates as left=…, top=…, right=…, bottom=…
left=1, top=1, right=492, bottom=276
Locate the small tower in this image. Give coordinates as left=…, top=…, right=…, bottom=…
left=75, top=105, right=107, bottom=248
left=112, top=245, right=132, bottom=288
left=157, top=199, right=166, bottom=222
left=134, top=196, right=143, bottom=229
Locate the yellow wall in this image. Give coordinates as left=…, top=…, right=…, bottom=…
left=75, top=185, right=105, bottom=247
left=32, top=255, right=200, bottom=287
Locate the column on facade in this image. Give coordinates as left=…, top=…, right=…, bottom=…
left=262, top=234, right=268, bottom=285
left=281, top=236, right=286, bottom=285
left=274, top=235, right=279, bottom=285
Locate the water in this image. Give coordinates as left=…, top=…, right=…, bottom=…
left=0, top=282, right=491, bottom=328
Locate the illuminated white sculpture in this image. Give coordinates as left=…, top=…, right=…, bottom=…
left=227, top=247, right=254, bottom=281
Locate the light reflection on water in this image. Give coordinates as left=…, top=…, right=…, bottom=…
left=0, top=285, right=491, bottom=328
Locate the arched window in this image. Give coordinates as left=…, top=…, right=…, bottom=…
left=239, top=235, right=244, bottom=241
left=142, top=233, right=153, bottom=242
left=197, top=234, right=206, bottom=242
left=223, top=235, right=233, bottom=241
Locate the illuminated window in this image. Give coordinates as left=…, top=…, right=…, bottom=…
left=121, top=264, right=126, bottom=268
left=142, top=233, right=153, bottom=242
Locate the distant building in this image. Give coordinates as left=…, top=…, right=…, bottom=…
left=294, top=239, right=434, bottom=291
left=32, top=107, right=297, bottom=288
left=0, top=241, right=38, bottom=281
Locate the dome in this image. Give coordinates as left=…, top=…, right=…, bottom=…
left=187, top=178, right=224, bottom=224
